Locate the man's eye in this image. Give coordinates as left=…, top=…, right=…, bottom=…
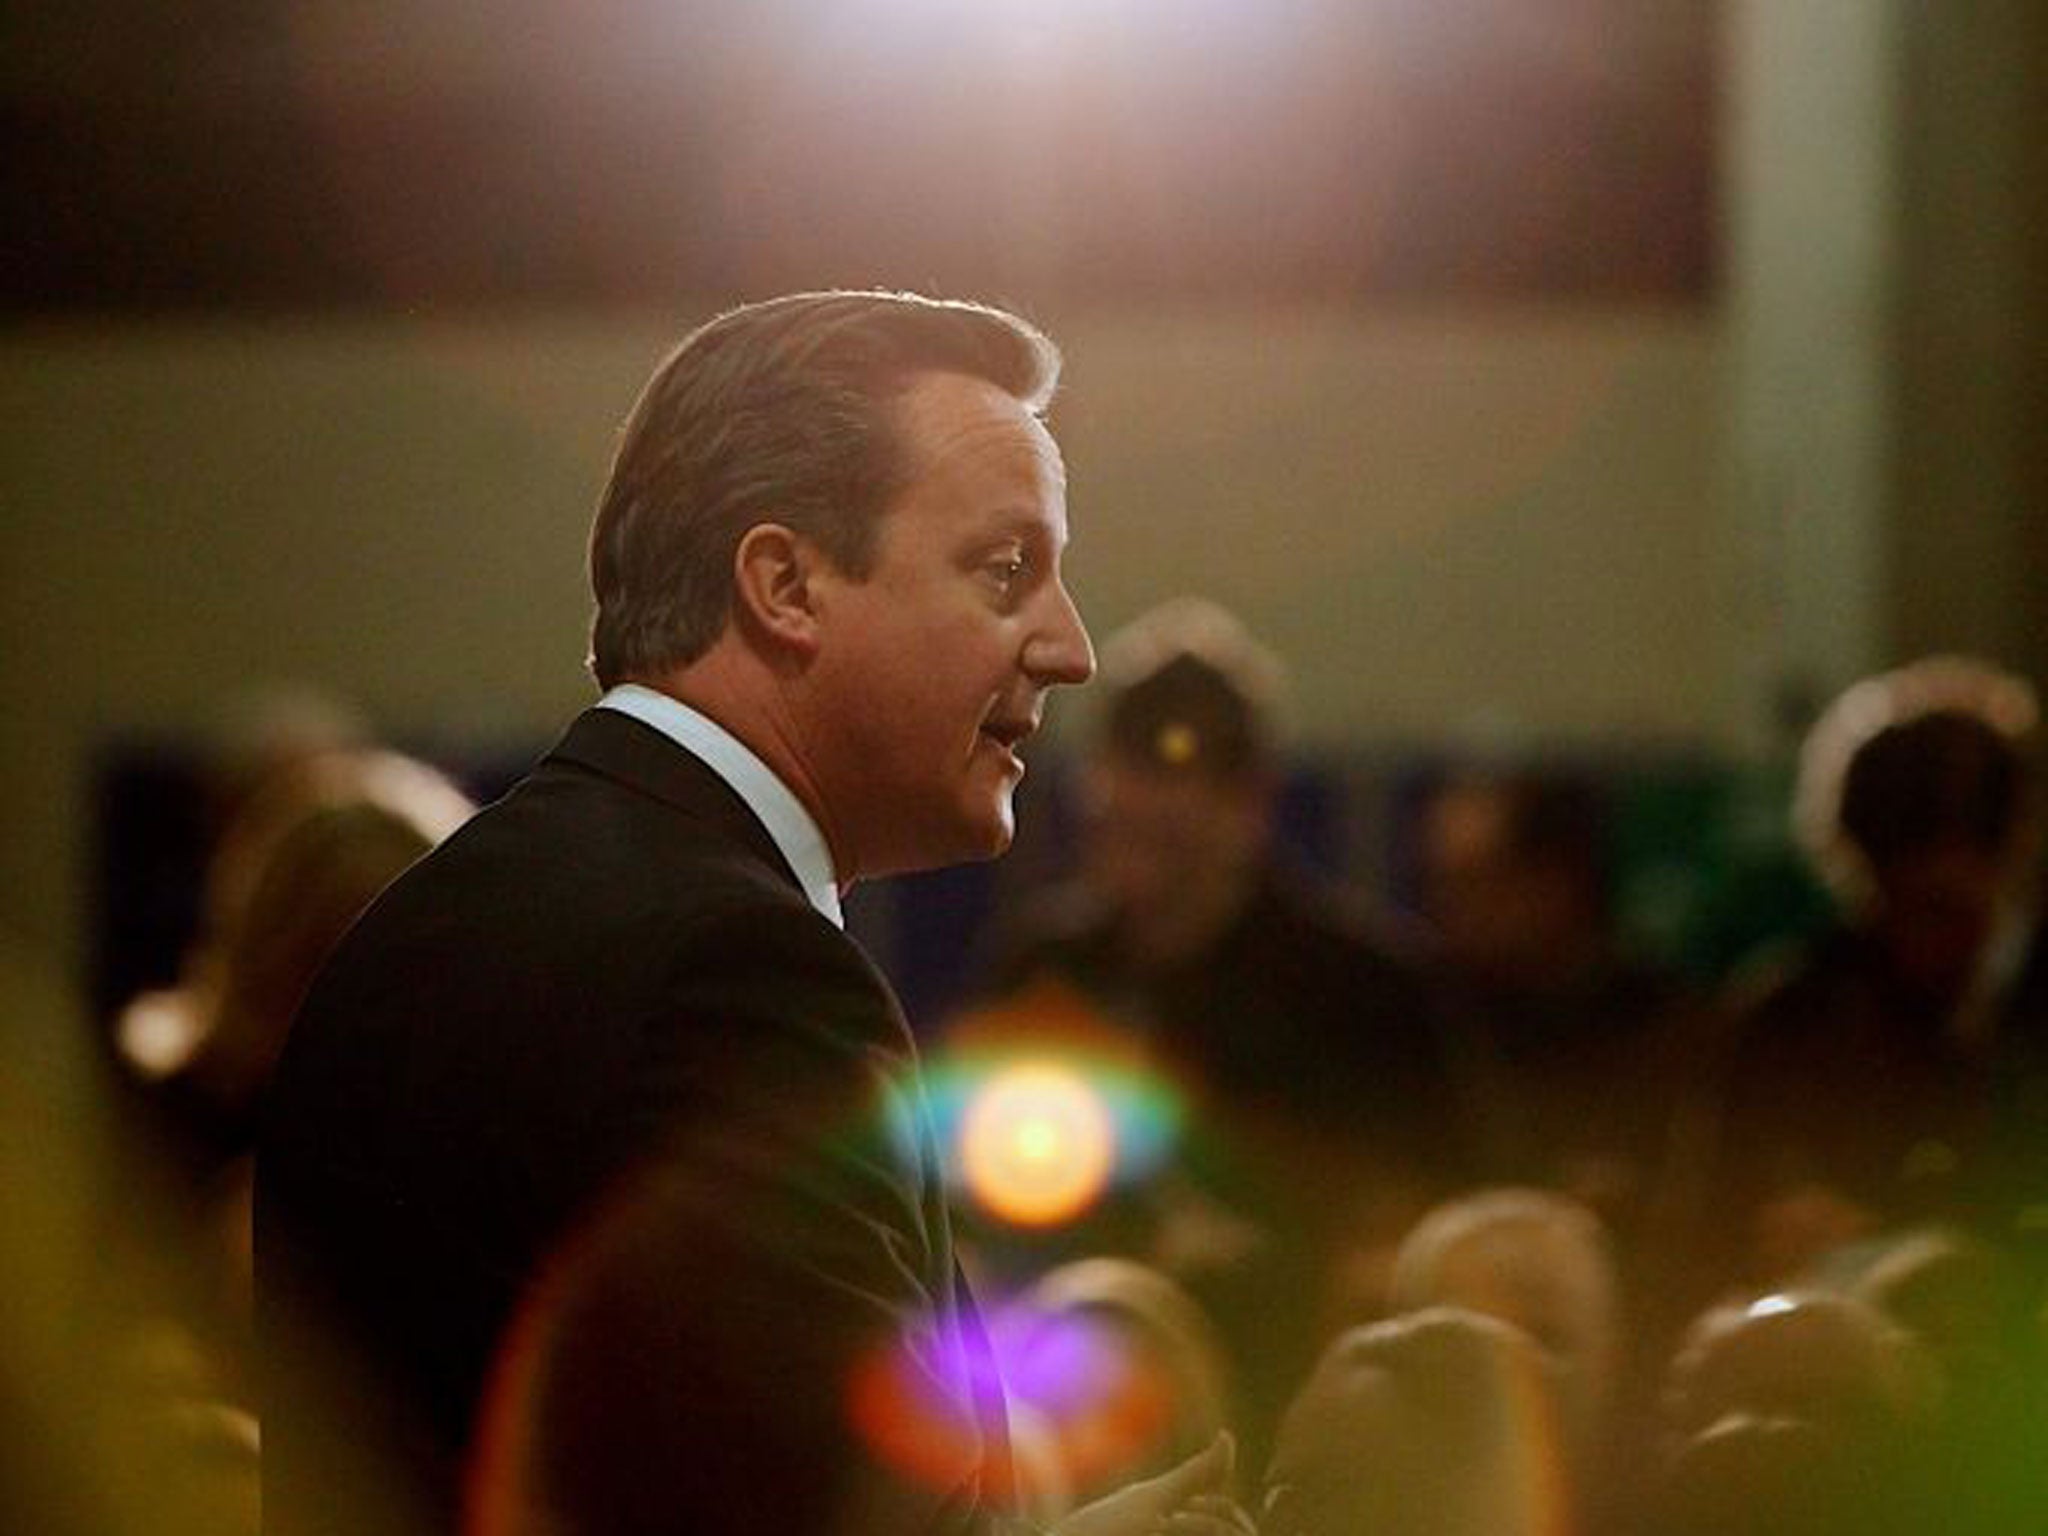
left=987, top=554, right=1029, bottom=589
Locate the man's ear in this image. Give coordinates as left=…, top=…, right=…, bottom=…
left=732, top=523, right=823, bottom=656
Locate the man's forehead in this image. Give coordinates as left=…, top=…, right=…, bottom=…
left=894, top=371, right=1062, bottom=466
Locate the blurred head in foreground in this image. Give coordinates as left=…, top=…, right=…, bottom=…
left=1263, top=1307, right=1569, bottom=1536
left=1649, top=1412, right=1885, bottom=1536
left=1389, top=1187, right=1619, bottom=1462
left=1653, top=1286, right=1938, bottom=1536
left=1661, top=1289, right=1932, bottom=1449
left=1845, top=1226, right=2018, bottom=1393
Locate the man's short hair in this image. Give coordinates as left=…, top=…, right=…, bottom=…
left=588, top=291, right=1061, bottom=687
left=1093, top=597, right=1286, bottom=780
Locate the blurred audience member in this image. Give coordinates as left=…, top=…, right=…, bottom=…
left=99, top=747, right=470, bottom=1533
left=1830, top=1228, right=2047, bottom=1534
left=1263, top=1307, right=1571, bottom=1536
left=1707, top=657, right=2048, bottom=1286
left=991, top=598, right=1461, bottom=1175
left=977, top=597, right=1467, bottom=1458
left=1823, top=1226, right=2013, bottom=1390
left=115, top=747, right=472, bottom=1366
left=1652, top=1289, right=1937, bottom=1536
left=1646, top=1413, right=1885, bottom=1536
left=116, top=748, right=474, bottom=1169
left=993, top=1258, right=1232, bottom=1514
left=1411, top=766, right=1703, bottom=1233
left=1660, top=1289, right=1931, bottom=1450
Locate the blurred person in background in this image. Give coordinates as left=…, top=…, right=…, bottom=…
left=1704, top=657, right=2048, bottom=1288
left=976, top=597, right=1469, bottom=1466
left=257, top=292, right=1251, bottom=1536
left=1408, top=764, right=1720, bottom=1420
left=1410, top=766, right=1704, bottom=1235
left=989, top=599, right=1455, bottom=1169
left=106, top=746, right=473, bottom=1534
left=117, top=748, right=473, bottom=1172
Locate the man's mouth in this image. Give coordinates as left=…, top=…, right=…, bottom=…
left=978, top=714, right=1038, bottom=764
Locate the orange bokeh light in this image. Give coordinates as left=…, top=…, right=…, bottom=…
left=957, top=1060, right=1116, bottom=1228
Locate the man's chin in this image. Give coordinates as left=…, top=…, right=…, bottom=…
left=872, top=801, right=1016, bottom=879
left=954, top=799, right=1017, bottom=863
left=977, top=815, right=1017, bottom=860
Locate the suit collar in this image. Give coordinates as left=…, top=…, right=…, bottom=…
left=594, top=685, right=843, bottom=927
left=544, top=708, right=803, bottom=896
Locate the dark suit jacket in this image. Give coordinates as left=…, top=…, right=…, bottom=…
left=256, top=709, right=1014, bottom=1536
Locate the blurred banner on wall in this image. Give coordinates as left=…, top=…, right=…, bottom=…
left=3, top=0, right=1716, bottom=312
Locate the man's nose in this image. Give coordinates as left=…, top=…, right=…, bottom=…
left=1025, top=580, right=1095, bottom=686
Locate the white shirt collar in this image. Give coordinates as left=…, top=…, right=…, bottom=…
left=595, top=683, right=844, bottom=929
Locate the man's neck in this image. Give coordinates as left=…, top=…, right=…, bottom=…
left=635, top=651, right=853, bottom=891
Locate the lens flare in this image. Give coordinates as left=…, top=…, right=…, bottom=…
left=958, top=1060, right=1117, bottom=1227
left=843, top=1327, right=993, bottom=1497
left=994, top=1306, right=1177, bottom=1487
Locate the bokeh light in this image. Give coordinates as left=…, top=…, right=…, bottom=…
left=994, top=1307, right=1175, bottom=1488
left=843, top=1324, right=991, bottom=1497
left=957, top=1060, right=1117, bottom=1228
left=926, top=979, right=1190, bottom=1231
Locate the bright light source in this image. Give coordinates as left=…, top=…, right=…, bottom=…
left=958, top=1059, right=1117, bottom=1227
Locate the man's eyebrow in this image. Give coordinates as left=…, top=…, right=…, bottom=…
left=976, top=508, right=1062, bottom=542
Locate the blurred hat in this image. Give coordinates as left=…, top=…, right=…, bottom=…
left=1096, top=598, right=1286, bottom=778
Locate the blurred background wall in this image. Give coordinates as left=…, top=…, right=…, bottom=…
left=2, top=0, right=2044, bottom=1015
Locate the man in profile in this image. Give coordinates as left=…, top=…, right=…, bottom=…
left=256, top=293, right=1241, bottom=1535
